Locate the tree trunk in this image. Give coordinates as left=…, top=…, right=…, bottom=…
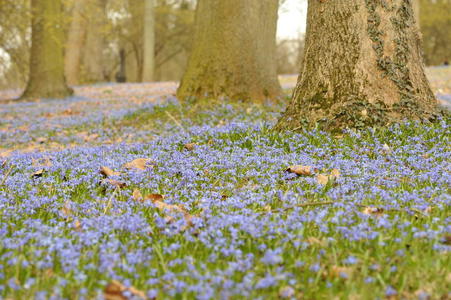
left=142, top=0, right=155, bottom=82
left=65, top=0, right=88, bottom=85
left=177, top=0, right=281, bottom=102
left=83, top=0, right=107, bottom=83
left=21, top=0, right=73, bottom=100
left=412, top=0, right=420, bottom=28
left=275, top=0, right=438, bottom=133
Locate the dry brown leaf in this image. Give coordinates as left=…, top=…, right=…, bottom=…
left=61, top=202, right=72, bottom=217
left=146, top=193, right=164, bottom=202
left=306, top=237, right=327, bottom=247
left=287, top=165, right=312, bottom=176
left=154, top=200, right=186, bottom=213
left=0, top=150, right=13, bottom=158
left=31, top=169, right=45, bottom=178
left=362, top=206, right=384, bottom=217
left=279, top=286, right=295, bottom=298
left=184, top=143, right=197, bottom=151
left=74, top=220, right=82, bottom=232
left=104, top=280, right=146, bottom=300
left=100, top=166, right=121, bottom=177
left=329, top=266, right=353, bottom=279
left=132, top=189, right=143, bottom=202
left=316, top=174, right=329, bottom=185
left=36, top=137, right=47, bottom=144
left=84, top=133, right=99, bottom=142
left=106, top=179, right=126, bottom=189
left=330, top=168, right=340, bottom=178
left=442, top=235, right=451, bottom=245
left=123, top=158, right=153, bottom=171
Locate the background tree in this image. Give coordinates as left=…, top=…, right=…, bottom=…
left=82, top=0, right=108, bottom=83
left=21, top=0, right=73, bottom=99
left=142, top=0, right=155, bottom=82
left=0, top=0, right=30, bottom=89
left=420, top=0, right=451, bottom=65
left=276, top=0, right=439, bottom=132
left=65, top=0, right=88, bottom=85
left=177, top=0, right=281, bottom=102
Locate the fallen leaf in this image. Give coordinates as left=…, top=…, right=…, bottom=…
left=36, top=137, right=47, bottom=144
left=106, top=179, right=126, bottom=189
left=441, top=235, right=451, bottom=245
left=104, top=280, right=147, bottom=300
left=316, top=174, right=329, bottom=185
left=61, top=202, right=72, bottom=217
left=153, top=200, right=186, bottom=213
left=0, top=150, right=13, bottom=158
left=132, top=189, right=143, bottom=201
left=84, top=133, right=99, bottom=142
left=287, top=165, right=312, bottom=176
left=123, top=158, right=153, bottom=171
left=330, top=168, right=340, bottom=178
left=74, top=220, right=82, bottom=232
left=146, top=193, right=164, bottom=202
left=424, top=206, right=432, bottom=214
left=31, top=169, right=45, bottom=178
left=362, top=206, right=384, bottom=217
left=306, top=237, right=327, bottom=247
left=279, top=286, right=295, bottom=298
left=100, top=166, right=121, bottom=177
left=184, top=143, right=196, bottom=151
left=329, top=266, right=353, bottom=279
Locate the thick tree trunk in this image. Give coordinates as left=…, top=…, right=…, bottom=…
left=21, top=0, right=73, bottom=100
left=83, top=0, right=107, bottom=83
left=177, top=0, right=281, bottom=102
left=65, top=0, right=88, bottom=85
left=142, top=0, right=155, bottom=82
left=275, top=0, right=438, bottom=132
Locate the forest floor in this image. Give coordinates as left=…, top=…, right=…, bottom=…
left=0, top=67, right=450, bottom=299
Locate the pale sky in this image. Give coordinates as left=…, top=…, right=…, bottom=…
left=277, top=0, right=307, bottom=40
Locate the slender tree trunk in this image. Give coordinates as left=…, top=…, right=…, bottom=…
left=275, top=0, right=438, bottom=133
left=65, top=0, right=88, bottom=85
left=83, top=0, right=107, bottom=83
left=177, top=0, right=281, bottom=102
left=143, top=0, right=155, bottom=82
left=127, top=0, right=145, bottom=82
left=21, top=0, right=73, bottom=100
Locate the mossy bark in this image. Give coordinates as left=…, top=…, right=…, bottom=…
left=21, top=0, right=73, bottom=100
left=177, top=0, right=281, bottom=102
left=275, top=0, right=439, bottom=133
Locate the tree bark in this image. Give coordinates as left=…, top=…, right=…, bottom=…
left=65, top=0, right=88, bottom=85
left=83, top=0, right=107, bottom=83
left=21, top=0, right=73, bottom=100
left=275, top=0, right=439, bottom=133
left=177, top=0, right=281, bottom=102
left=412, top=0, right=420, bottom=28
left=142, top=0, right=155, bottom=82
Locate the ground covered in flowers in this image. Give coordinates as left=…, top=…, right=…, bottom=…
left=0, top=70, right=450, bottom=299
